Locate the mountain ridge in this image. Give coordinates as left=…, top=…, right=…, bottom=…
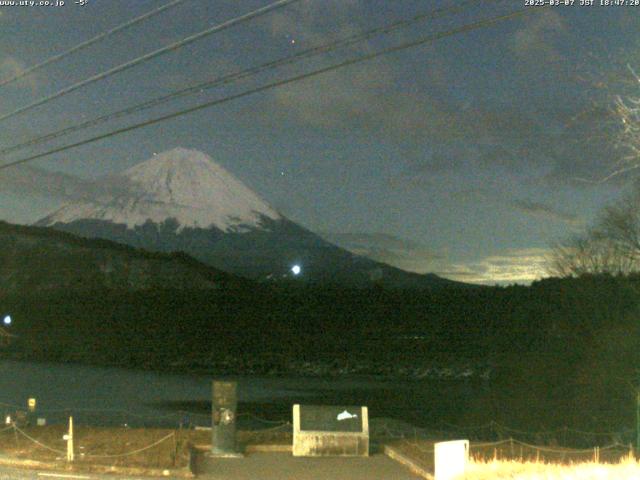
left=38, top=148, right=464, bottom=288
left=40, top=148, right=280, bottom=232
left=0, top=220, right=246, bottom=295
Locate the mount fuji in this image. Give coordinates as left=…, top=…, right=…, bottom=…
left=38, top=148, right=456, bottom=288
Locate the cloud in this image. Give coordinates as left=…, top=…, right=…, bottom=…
left=0, top=164, right=139, bottom=204
left=257, top=4, right=622, bottom=188
left=271, top=61, right=396, bottom=130
left=512, top=199, right=584, bottom=227
left=327, top=230, right=553, bottom=285
left=264, top=0, right=361, bottom=44
left=511, top=10, right=566, bottom=64
left=0, top=56, right=38, bottom=92
left=0, top=165, right=87, bottom=200
left=258, top=0, right=474, bottom=153
left=321, top=231, right=447, bottom=274
left=272, top=73, right=545, bottom=178
left=0, top=166, right=83, bottom=224
left=439, top=248, right=551, bottom=285
left=389, top=100, right=623, bottom=188
left=257, top=5, right=592, bottom=186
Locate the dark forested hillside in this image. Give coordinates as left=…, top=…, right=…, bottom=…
left=0, top=221, right=246, bottom=294
left=2, top=222, right=639, bottom=434
left=4, top=273, right=639, bottom=380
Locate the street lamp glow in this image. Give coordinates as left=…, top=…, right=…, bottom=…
left=3, top=315, right=11, bottom=326
left=291, top=265, right=301, bottom=276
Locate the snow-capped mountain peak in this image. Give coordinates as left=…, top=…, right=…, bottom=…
left=41, top=148, right=280, bottom=231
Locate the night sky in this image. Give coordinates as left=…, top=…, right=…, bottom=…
left=0, top=0, right=638, bottom=284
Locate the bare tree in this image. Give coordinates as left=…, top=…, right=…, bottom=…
left=549, top=234, right=632, bottom=277
left=572, top=65, right=640, bottom=185
left=549, top=65, right=640, bottom=276
left=549, top=183, right=640, bottom=277
left=610, top=67, right=640, bottom=177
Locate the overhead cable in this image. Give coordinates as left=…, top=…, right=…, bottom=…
left=0, top=0, right=191, bottom=88
left=0, top=0, right=303, bottom=124
left=0, top=8, right=536, bottom=172
left=0, top=0, right=504, bottom=156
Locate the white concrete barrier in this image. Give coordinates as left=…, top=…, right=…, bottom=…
left=434, top=439, right=468, bottom=480
left=292, top=404, right=369, bottom=457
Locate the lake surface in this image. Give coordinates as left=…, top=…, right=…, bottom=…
left=0, top=360, right=478, bottom=430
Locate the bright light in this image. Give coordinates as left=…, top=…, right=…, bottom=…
left=291, top=265, right=301, bottom=276
left=435, top=440, right=469, bottom=480
left=3, top=315, right=10, bottom=326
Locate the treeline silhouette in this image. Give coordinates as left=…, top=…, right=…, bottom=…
left=2, top=273, right=639, bottom=434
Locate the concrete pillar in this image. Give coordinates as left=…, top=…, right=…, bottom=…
left=211, top=380, right=242, bottom=457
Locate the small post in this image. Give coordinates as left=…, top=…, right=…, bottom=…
left=27, top=398, right=36, bottom=427
left=66, top=416, right=74, bottom=462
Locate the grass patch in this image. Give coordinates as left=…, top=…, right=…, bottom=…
left=384, top=438, right=639, bottom=479
left=465, top=456, right=640, bottom=479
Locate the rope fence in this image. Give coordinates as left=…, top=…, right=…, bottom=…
left=0, top=400, right=635, bottom=454
left=0, top=416, right=291, bottom=464
left=0, top=406, right=297, bottom=433
left=0, top=406, right=212, bottom=429
left=392, top=434, right=635, bottom=466
left=12, top=425, right=66, bottom=455
left=371, top=418, right=638, bottom=452
left=1, top=404, right=632, bottom=445
left=250, top=421, right=292, bottom=433
left=9, top=424, right=180, bottom=460
left=236, top=412, right=290, bottom=425
left=0, top=410, right=637, bottom=466
left=84, top=432, right=176, bottom=459
left=3, top=418, right=635, bottom=465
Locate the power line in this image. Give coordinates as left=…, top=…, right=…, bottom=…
left=0, top=8, right=536, bottom=172
left=0, top=0, right=191, bottom=89
left=0, top=0, right=504, bottom=157
left=0, top=0, right=302, bottom=125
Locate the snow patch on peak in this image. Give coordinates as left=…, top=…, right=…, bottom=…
left=42, top=148, right=280, bottom=232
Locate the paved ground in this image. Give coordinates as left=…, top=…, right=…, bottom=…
left=195, top=452, right=424, bottom=480
left=0, top=451, right=425, bottom=480
left=0, top=467, right=168, bottom=480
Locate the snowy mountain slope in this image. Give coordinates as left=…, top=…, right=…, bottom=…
left=41, top=148, right=280, bottom=232
left=38, top=148, right=461, bottom=287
